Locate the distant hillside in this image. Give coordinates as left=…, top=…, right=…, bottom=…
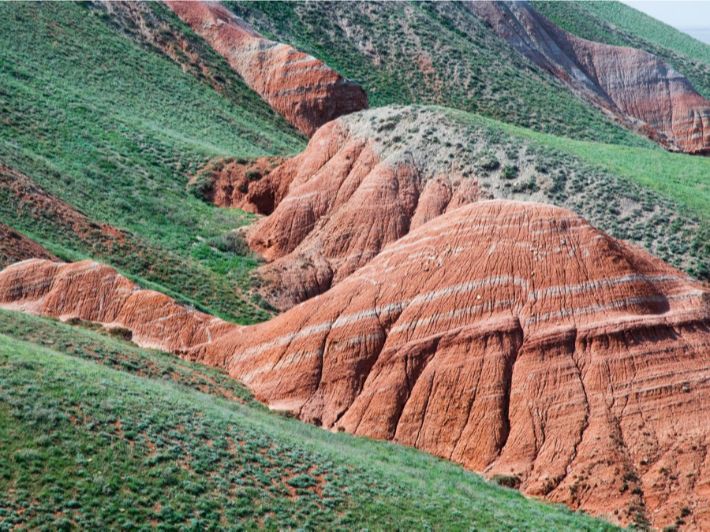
left=532, top=1, right=710, bottom=98
left=226, top=1, right=649, bottom=147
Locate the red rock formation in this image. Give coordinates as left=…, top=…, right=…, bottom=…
left=245, top=118, right=483, bottom=309
left=1, top=201, right=708, bottom=528
left=0, top=259, right=232, bottom=354
left=165, top=0, right=367, bottom=136
left=188, top=156, right=285, bottom=212
left=470, top=1, right=710, bottom=154
left=0, top=225, right=56, bottom=269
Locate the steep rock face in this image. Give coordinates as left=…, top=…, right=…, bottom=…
left=165, top=0, right=367, bottom=136
left=245, top=117, right=482, bottom=308
left=243, top=107, right=702, bottom=310
left=0, top=225, right=56, bottom=269
left=1, top=201, right=708, bottom=528
left=470, top=1, right=710, bottom=153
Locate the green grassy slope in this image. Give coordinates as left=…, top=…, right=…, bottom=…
left=0, top=309, right=616, bottom=530
left=448, top=110, right=710, bottom=223
left=227, top=1, right=650, bottom=147
left=0, top=2, right=304, bottom=323
left=532, top=1, right=710, bottom=98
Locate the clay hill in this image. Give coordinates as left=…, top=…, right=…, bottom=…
left=165, top=0, right=367, bottom=136
left=2, top=201, right=709, bottom=529
left=205, top=106, right=702, bottom=310
left=470, top=1, right=710, bottom=154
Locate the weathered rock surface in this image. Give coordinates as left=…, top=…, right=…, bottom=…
left=241, top=107, right=702, bottom=309
left=246, top=117, right=482, bottom=308
left=0, top=259, right=232, bottom=354
left=1, top=201, right=708, bottom=529
left=0, top=225, right=56, bottom=269
left=188, top=156, right=285, bottom=212
left=165, top=0, right=367, bottom=136
left=470, top=1, right=710, bottom=153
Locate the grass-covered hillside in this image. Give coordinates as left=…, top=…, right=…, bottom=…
left=0, top=2, right=304, bottom=323
left=227, top=1, right=650, bottom=147
left=0, top=309, right=617, bottom=530
left=533, top=1, right=710, bottom=98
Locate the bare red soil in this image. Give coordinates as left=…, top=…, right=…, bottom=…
left=0, top=225, right=55, bottom=269
left=188, top=156, right=286, bottom=212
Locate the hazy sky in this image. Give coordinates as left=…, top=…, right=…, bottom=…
left=621, top=1, right=710, bottom=30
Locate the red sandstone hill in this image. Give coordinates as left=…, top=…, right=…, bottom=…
left=241, top=114, right=482, bottom=309
left=223, top=106, right=700, bottom=310
left=470, top=1, right=710, bottom=154
left=165, top=0, right=367, bottom=136
left=1, top=200, right=708, bottom=529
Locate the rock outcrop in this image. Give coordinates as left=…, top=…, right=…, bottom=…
left=165, top=0, right=367, bottom=136
left=470, top=1, right=710, bottom=153
left=0, top=225, right=56, bottom=269
left=239, top=106, right=702, bottom=310
left=1, top=201, right=708, bottom=529
left=188, top=156, right=285, bottom=212
left=0, top=259, right=232, bottom=354
left=245, top=117, right=482, bottom=308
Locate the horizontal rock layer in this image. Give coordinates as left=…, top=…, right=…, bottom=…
left=470, top=1, right=710, bottom=153
left=0, top=259, right=231, bottom=354
left=1, top=200, right=708, bottom=529
left=165, top=0, right=367, bottom=136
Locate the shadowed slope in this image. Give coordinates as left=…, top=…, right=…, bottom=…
left=0, top=226, right=55, bottom=269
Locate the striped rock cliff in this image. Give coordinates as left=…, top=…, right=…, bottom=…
left=239, top=106, right=700, bottom=310
left=470, top=1, right=710, bottom=154
left=1, top=201, right=708, bottom=528
left=244, top=117, right=480, bottom=309
left=0, top=259, right=232, bottom=354
left=165, top=0, right=367, bottom=136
